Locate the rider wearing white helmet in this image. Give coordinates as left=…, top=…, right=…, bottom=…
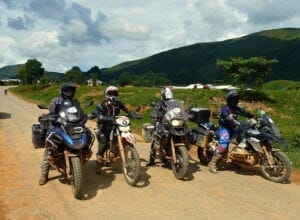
left=88, top=85, right=130, bottom=174
left=146, top=87, right=174, bottom=166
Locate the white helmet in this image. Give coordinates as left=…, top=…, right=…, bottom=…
left=161, top=87, right=173, bottom=101
left=105, top=85, right=119, bottom=101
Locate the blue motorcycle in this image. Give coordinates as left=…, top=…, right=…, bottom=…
left=32, top=100, right=94, bottom=199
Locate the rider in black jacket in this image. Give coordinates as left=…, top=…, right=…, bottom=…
left=88, top=86, right=130, bottom=174
left=146, top=87, right=174, bottom=166
left=39, top=83, right=79, bottom=185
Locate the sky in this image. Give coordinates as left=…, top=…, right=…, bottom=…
left=0, top=0, right=299, bottom=73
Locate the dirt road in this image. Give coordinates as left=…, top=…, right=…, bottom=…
left=1, top=86, right=300, bottom=220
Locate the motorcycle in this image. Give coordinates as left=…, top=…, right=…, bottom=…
left=88, top=105, right=142, bottom=186
left=32, top=100, right=95, bottom=199
left=150, top=99, right=190, bottom=180
left=189, top=107, right=292, bottom=183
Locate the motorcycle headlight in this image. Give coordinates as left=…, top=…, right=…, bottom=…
left=171, top=119, right=183, bottom=127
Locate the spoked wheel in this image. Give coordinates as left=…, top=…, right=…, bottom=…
left=260, top=151, right=291, bottom=183
left=171, top=146, right=189, bottom=180
left=70, top=157, right=83, bottom=199
left=197, top=147, right=213, bottom=166
left=123, top=144, right=141, bottom=186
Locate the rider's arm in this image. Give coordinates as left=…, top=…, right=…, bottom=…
left=88, top=101, right=104, bottom=119
left=49, top=97, right=61, bottom=114
left=119, top=101, right=130, bottom=114
left=219, top=105, right=238, bottom=127
left=237, top=106, right=255, bottom=118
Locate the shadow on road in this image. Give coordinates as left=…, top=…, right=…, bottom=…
left=0, top=112, right=11, bottom=119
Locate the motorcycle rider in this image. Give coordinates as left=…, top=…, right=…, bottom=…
left=38, top=82, right=81, bottom=185
left=146, top=87, right=174, bottom=166
left=209, top=90, right=255, bottom=173
left=88, top=85, right=130, bottom=174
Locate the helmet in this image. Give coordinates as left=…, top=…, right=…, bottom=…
left=61, top=82, right=76, bottom=99
left=226, top=90, right=239, bottom=106
left=105, top=85, right=119, bottom=101
left=161, top=87, right=173, bottom=101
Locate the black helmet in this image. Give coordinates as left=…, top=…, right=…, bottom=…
left=161, top=87, right=173, bottom=101
left=105, top=85, right=119, bottom=101
left=226, top=90, right=239, bottom=106
left=61, top=82, right=76, bottom=99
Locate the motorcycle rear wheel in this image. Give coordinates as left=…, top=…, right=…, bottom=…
left=197, top=147, right=213, bottom=166
left=70, top=157, right=83, bottom=199
left=123, top=144, right=141, bottom=186
left=171, top=146, right=189, bottom=180
left=260, top=151, right=291, bottom=183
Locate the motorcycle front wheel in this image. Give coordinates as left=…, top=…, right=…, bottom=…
left=123, top=144, right=141, bottom=186
left=260, top=151, right=291, bottom=183
left=171, top=146, right=189, bottom=180
left=70, top=157, right=83, bottom=199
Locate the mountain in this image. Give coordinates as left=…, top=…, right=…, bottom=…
left=0, top=64, right=63, bottom=80
left=102, top=28, right=300, bottom=84
left=0, top=64, right=24, bottom=79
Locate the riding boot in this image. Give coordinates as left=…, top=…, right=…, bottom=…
left=38, top=172, right=49, bottom=185
left=95, top=155, right=103, bottom=174
left=208, top=153, right=223, bottom=173
left=146, top=149, right=156, bottom=166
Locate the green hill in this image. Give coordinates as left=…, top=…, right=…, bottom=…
left=102, top=28, right=300, bottom=84
left=0, top=64, right=24, bottom=78
left=0, top=64, right=63, bottom=81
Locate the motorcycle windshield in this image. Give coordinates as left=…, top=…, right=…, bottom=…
left=163, top=99, right=188, bottom=121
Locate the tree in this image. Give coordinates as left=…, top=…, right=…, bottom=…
left=118, top=72, right=136, bottom=86
left=217, top=57, right=278, bottom=89
left=133, top=72, right=170, bottom=87
left=18, top=59, right=45, bottom=86
left=64, top=66, right=84, bottom=84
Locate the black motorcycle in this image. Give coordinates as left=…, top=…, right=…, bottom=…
left=32, top=100, right=95, bottom=199
left=150, top=99, right=190, bottom=180
left=189, top=108, right=292, bottom=183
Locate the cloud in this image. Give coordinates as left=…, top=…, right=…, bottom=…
left=7, top=15, right=34, bottom=30
left=0, top=0, right=299, bottom=72
left=229, top=0, right=300, bottom=24
left=101, top=16, right=150, bottom=41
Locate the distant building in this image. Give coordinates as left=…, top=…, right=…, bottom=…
left=0, top=78, right=21, bottom=85
left=86, top=79, right=102, bottom=86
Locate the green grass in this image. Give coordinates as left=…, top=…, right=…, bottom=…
left=9, top=81, right=300, bottom=169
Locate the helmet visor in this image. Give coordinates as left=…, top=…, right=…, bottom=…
left=107, top=90, right=118, bottom=97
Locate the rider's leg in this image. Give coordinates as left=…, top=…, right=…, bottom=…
left=39, top=149, right=50, bottom=185
left=95, top=130, right=109, bottom=174
left=209, top=127, right=230, bottom=173
left=146, top=142, right=156, bottom=166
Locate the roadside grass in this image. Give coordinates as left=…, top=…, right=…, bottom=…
left=9, top=81, right=300, bottom=169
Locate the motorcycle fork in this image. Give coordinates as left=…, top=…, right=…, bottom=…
left=262, top=146, right=275, bottom=168
left=117, top=135, right=128, bottom=167
left=170, top=137, right=177, bottom=163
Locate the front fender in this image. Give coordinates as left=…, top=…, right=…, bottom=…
left=121, top=132, right=136, bottom=145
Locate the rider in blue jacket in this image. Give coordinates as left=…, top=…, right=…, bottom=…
left=209, top=90, right=255, bottom=173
